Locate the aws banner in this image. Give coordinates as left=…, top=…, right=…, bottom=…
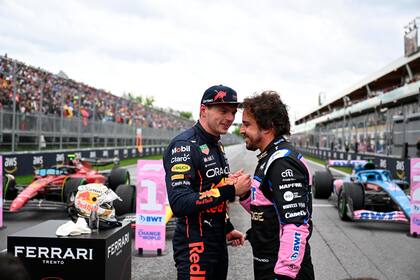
left=135, top=160, right=167, bottom=253
left=410, top=158, right=420, bottom=235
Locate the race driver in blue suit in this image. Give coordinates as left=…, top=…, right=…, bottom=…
left=163, top=85, right=252, bottom=280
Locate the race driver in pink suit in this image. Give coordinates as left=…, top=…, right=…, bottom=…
left=239, top=91, right=314, bottom=280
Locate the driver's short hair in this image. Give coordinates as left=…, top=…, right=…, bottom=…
left=241, top=91, right=290, bottom=136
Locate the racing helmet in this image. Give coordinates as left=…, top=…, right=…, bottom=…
left=68, top=183, right=122, bottom=229
left=363, top=160, right=376, bottom=170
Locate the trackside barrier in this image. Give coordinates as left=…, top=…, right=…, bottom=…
left=298, top=147, right=411, bottom=181
left=135, top=160, right=167, bottom=256
left=2, top=145, right=165, bottom=176
left=410, top=158, right=420, bottom=236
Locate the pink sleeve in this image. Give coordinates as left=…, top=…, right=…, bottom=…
left=239, top=195, right=251, bottom=213
left=275, top=223, right=310, bottom=278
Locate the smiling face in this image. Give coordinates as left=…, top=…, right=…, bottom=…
left=240, top=109, right=264, bottom=151
left=200, top=104, right=237, bottom=136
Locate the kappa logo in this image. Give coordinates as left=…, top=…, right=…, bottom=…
left=281, top=169, right=293, bottom=178
left=171, top=164, right=191, bottom=173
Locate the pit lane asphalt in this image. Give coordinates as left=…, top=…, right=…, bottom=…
left=2, top=144, right=419, bottom=280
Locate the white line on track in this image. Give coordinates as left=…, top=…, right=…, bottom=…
left=313, top=204, right=334, bottom=207
left=305, top=158, right=348, bottom=176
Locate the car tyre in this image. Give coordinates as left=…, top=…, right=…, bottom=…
left=114, top=184, right=136, bottom=216
left=338, top=183, right=364, bottom=221
left=63, top=178, right=87, bottom=203
left=109, top=168, right=130, bottom=191
left=313, top=171, right=333, bottom=199
left=3, top=174, right=17, bottom=200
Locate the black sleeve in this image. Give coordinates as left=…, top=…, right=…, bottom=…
left=163, top=140, right=235, bottom=217
left=267, top=158, right=311, bottom=225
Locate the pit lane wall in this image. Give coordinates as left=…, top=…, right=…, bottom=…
left=298, top=147, right=411, bottom=181
left=0, top=145, right=165, bottom=177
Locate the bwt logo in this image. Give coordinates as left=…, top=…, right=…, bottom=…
left=290, top=232, right=301, bottom=260
left=281, top=169, right=293, bottom=178
left=413, top=217, right=420, bottom=226
left=138, top=214, right=164, bottom=225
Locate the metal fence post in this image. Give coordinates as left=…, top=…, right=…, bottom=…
left=11, top=60, right=17, bottom=152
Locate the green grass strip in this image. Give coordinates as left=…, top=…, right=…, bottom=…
left=303, top=154, right=352, bottom=174
left=15, top=154, right=164, bottom=185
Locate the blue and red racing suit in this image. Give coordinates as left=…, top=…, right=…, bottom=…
left=163, top=122, right=236, bottom=280
left=240, top=137, right=314, bottom=280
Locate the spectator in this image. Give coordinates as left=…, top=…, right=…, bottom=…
left=0, top=55, right=194, bottom=130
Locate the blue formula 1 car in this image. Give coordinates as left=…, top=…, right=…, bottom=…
left=312, top=160, right=411, bottom=222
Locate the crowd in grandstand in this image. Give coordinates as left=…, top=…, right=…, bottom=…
left=0, top=55, right=193, bottom=130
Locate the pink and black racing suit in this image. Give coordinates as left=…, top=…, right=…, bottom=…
left=240, top=137, right=314, bottom=280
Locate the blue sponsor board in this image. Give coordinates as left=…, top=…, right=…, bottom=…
left=2, top=146, right=164, bottom=176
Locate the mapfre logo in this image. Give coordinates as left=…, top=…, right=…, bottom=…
left=4, top=157, right=18, bottom=173
left=172, top=145, right=190, bottom=155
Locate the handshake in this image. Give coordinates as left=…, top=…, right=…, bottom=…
left=225, top=169, right=252, bottom=197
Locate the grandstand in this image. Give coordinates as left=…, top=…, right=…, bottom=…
left=292, top=46, right=420, bottom=159
left=0, top=55, right=195, bottom=152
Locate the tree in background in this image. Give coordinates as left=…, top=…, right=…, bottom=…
left=232, top=124, right=242, bottom=137
left=144, top=96, right=155, bottom=107
left=180, top=111, right=193, bottom=120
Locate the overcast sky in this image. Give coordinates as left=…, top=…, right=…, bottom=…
left=0, top=0, right=418, bottom=125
